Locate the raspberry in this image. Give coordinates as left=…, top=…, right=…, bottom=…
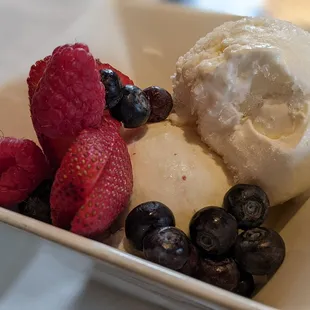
left=27, top=56, right=51, bottom=101
left=0, top=138, right=50, bottom=206
left=31, top=43, right=106, bottom=139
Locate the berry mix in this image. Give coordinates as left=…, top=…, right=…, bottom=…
left=125, top=185, right=285, bottom=297
left=0, top=43, right=285, bottom=298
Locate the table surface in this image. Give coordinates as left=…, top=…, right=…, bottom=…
left=0, top=0, right=307, bottom=309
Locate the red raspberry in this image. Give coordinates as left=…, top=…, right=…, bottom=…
left=29, top=43, right=106, bottom=169
left=27, top=56, right=51, bottom=101
left=0, top=137, right=50, bottom=206
left=96, top=59, right=134, bottom=86
left=31, top=43, right=105, bottom=138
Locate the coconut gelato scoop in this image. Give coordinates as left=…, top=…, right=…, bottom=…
left=172, top=17, right=310, bottom=205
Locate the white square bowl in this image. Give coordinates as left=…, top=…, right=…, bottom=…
left=0, top=1, right=309, bottom=309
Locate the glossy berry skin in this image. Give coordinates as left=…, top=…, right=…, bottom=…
left=143, top=226, right=190, bottom=270
left=235, top=270, right=255, bottom=298
left=109, top=85, right=151, bottom=128
left=223, top=184, right=269, bottom=230
left=143, top=86, right=173, bottom=123
left=125, top=201, right=175, bottom=251
left=189, top=207, right=238, bottom=256
left=198, top=257, right=240, bottom=292
left=19, top=179, right=53, bottom=224
left=178, top=243, right=199, bottom=276
left=234, top=227, right=285, bottom=276
left=99, top=69, right=123, bottom=109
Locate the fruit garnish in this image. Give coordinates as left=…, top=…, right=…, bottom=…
left=198, top=257, right=240, bottom=292
left=0, top=137, right=50, bottom=206
left=109, top=85, right=151, bottom=128
left=18, top=179, right=53, bottom=224
left=235, top=270, right=255, bottom=298
left=96, top=60, right=134, bottom=86
left=178, top=243, right=199, bottom=276
left=143, top=86, right=173, bottom=123
left=233, top=227, right=285, bottom=276
left=223, top=184, right=269, bottom=229
left=99, top=69, right=123, bottom=109
left=50, top=118, right=133, bottom=236
left=27, top=56, right=51, bottom=101
left=125, top=201, right=175, bottom=250
left=143, top=226, right=190, bottom=270
left=29, top=43, right=106, bottom=169
left=189, top=206, right=238, bottom=256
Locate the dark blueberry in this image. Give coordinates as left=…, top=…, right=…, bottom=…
left=143, top=226, right=190, bottom=270
left=178, top=243, right=199, bottom=276
left=223, top=184, right=269, bottom=230
left=143, top=86, right=173, bottom=123
left=189, top=207, right=238, bottom=256
left=99, top=69, right=123, bottom=109
left=18, top=179, right=53, bottom=224
left=125, top=201, right=175, bottom=251
left=109, top=85, right=151, bottom=128
left=198, top=256, right=240, bottom=291
left=235, top=270, right=255, bottom=298
left=233, top=227, right=285, bottom=276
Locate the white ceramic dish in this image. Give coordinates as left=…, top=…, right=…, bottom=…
left=1, top=1, right=310, bottom=309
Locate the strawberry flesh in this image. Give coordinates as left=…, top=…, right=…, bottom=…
left=71, top=127, right=132, bottom=236
left=51, top=117, right=133, bottom=236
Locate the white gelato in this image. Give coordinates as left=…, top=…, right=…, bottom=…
left=172, top=17, right=310, bottom=205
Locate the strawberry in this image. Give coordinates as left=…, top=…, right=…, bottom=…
left=50, top=117, right=133, bottom=236
left=96, top=59, right=134, bottom=86
left=29, top=43, right=106, bottom=170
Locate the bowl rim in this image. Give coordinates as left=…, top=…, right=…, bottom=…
left=0, top=207, right=276, bottom=310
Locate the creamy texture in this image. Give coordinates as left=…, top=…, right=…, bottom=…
left=172, top=17, right=310, bottom=205
left=123, top=121, right=231, bottom=233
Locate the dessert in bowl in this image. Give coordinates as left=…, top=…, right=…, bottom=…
left=1, top=14, right=310, bottom=307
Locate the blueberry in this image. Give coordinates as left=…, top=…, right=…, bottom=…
left=99, top=69, right=123, bottom=109
left=125, top=201, right=175, bottom=250
left=233, top=227, right=285, bottom=276
left=143, top=86, right=173, bottom=123
left=143, top=226, right=190, bottom=270
left=198, top=256, right=240, bottom=291
left=189, top=207, right=238, bottom=256
left=109, top=85, right=151, bottom=128
left=18, top=179, right=53, bottom=224
left=178, top=243, right=199, bottom=276
left=235, top=270, right=255, bottom=298
left=223, top=184, right=269, bottom=230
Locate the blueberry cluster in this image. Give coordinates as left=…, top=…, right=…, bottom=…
left=18, top=179, right=53, bottom=224
left=100, top=69, right=173, bottom=127
left=125, top=184, right=285, bottom=298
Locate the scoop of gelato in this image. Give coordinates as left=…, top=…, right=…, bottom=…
left=124, top=121, right=231, bottom=232
left=172, top=17, right=310, bottom=205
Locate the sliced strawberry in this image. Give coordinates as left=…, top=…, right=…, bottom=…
left=50, top=118, right=133, bottom=236
left=96, top=59, right=134, bottom=86
left=50, top=126, right=115, bottom=229
left=71, top=131, right=132, bottom=236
